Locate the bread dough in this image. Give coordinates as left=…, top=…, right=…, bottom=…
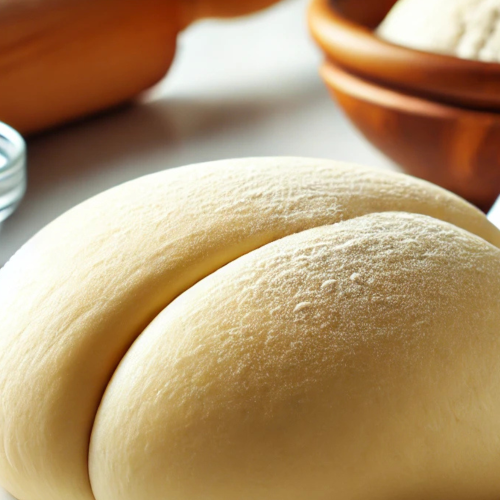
left=0, top=158, right=498, bottom=500
left=90, top=212, right=500, bottom=500
left=378, top=0, right=500, bottom=62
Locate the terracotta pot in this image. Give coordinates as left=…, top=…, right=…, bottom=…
left=309, top=0, right=500, bottom=111
left=322, top=61, right=500, bottom=211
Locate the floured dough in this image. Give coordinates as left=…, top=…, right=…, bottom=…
left=378, top=0, right=500, bottom=62
left=0, top=158, right=498, bottom=500
left=91, top=213, right=500, bottom=500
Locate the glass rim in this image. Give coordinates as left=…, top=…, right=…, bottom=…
left=0, top=122, right=26, bottom=174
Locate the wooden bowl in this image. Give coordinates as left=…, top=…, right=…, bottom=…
left=308, top=0, right=500, bottom=111
left=321, top=61, right=500, bottom=211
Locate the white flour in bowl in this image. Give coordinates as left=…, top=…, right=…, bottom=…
left=377, top=0, right=500, bottom=62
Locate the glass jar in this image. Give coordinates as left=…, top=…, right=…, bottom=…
left=0, top=122, right=26, bottom=233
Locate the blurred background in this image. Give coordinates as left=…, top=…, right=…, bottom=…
left=0, top=0, right=393, bottom=265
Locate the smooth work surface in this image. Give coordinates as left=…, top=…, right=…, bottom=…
left=489, top=196, right=500, bottom=228
left=0, top=0, right=391, bottom=266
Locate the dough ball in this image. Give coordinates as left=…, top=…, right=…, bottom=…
left=90, top=212, right=500, bottom=500
left=0, top=158, right=498, bottom=500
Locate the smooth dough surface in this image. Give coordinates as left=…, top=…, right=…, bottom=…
left=0, top=158, right=499, bottom=500
left=90, top=213, right=500, bottom=500
left=378, top=0, right=500, bottom=62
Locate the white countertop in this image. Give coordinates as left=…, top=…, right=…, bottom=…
left=0, top=0, right=391, bottom=498
left=490, top=196, right=500, bottom=227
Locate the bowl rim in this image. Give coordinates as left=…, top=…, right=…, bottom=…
left=308, top=0, right=500, bottom=111
left=321, top=60, right=500, bottom=121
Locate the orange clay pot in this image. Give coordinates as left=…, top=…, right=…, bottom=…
left=0, top=0, right=280, bottom=134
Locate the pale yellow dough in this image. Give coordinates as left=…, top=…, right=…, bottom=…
left=0, top=158, right=499, bottom=500
left=91, top=213, right=500, bottom=500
